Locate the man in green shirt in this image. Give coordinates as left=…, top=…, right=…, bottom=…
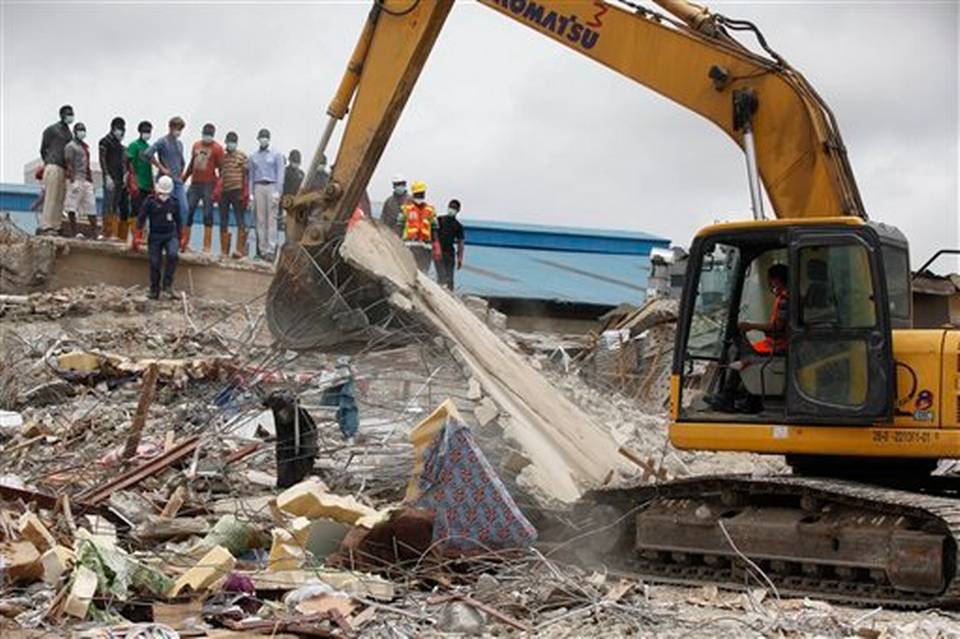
left=125, top=121, right=154, bottom=242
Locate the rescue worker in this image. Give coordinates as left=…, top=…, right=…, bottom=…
left=143, top=116, right=188, bottom=251
left=220, top=131, right=249, bottom=258
left=707, top=263, right=789, bottom=413
left=125, top=121, right=154, bottom=242
left=380, top=174, right=409, bottom=236
left=98, top=117, right=128, bottom=240
left=63, top=123, right=96, bottom=238
left=37, top=105, right=75, bottom=236
left=281, top=149, right=304, bottom=238
left=436, top=198, right=465, bottom=291
left=399, top=181, right=438, bottom=273
left=248, top=128, right=284, bottom=260
left=132, top=175, right=181, bottom=300
left=183, top=123, right=224, bottom=253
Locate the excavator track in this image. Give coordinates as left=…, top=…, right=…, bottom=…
left=591, top=474, right=960, bottom=609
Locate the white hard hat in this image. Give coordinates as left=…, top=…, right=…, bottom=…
left=156, top=175, right=174, bottom=195
left=391, top=174, right=406, bottom=185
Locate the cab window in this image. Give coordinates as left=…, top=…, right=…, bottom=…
left=798, top=244, right=876, bottom=328
left=687, top=242, right=739, bottom=360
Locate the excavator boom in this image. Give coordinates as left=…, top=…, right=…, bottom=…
left=290, top=0, right=865, bottom=247
left=272, top=0, right=870, bottom=347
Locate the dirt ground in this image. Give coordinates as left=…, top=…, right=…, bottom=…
left=1, top=285, right=957, bottom=638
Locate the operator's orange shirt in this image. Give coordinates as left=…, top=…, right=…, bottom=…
left=752, top=290, right=789, bottom=355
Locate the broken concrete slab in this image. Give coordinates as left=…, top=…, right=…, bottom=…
left=18, top=511, right=56, bottom=552
left=168, top=545, right=236, bottom=597
left=341, top=220, right=628, bottom=507
left=41, top=545, right=75, bottom=585
left=64, top=565, right=99, bottom=619
left=0, top=540, right=43, bottom=582
left=276, top=479, right=382, bottom=526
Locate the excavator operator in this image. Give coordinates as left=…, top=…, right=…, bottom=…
left=709, top=264, right=789, bottom=413
left=740, top=263, right=789, bottom=355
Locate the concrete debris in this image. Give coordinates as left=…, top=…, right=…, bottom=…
left=40, top=545, right=75, bottom=585
left=63, top=565, right=98, bottom=619
left=168, top=545, right=236, bottom=597
left=0, top=256, right=952, bottom=637
left=341, top=219, right=629, bottom=507
left=277, top=478, right=383, bottom=526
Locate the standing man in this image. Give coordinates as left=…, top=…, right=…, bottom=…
left=220, top=131, right=249, bottom=258
left=436, top=199, right=465, bottom=291
left=37, top=105, right=75, bottom=236
left=125, top=121, right=154, bottom=242
left=183, top=123, right=224, bottom=253
left=143, top=117, right=188, bottom=250
left=380, top=174, right=408, bottom=237
left=248, top=128, right=284, bottom=261
left=132, top=175, right=181, bottom=300
left=280, top=149, right=304, bottom=239
left=399, top=181, right=438, bottom=273
left=98, top=117, right=128, bottom=240
left=63, top=123, right=96, bottom=238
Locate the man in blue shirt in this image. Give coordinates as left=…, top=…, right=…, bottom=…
left=248, top=128, right=284, bottom=260
left=143, top=116, right=189, bottom=249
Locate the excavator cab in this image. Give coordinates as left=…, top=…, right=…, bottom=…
left=672, top=218, right=907, bottom=430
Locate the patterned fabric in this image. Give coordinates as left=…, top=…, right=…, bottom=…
left=413, top=414, right=537, bottom=552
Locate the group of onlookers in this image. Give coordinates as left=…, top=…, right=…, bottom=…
left=37, top=105, right=304, bottom=298
left=37, top=104, right=467, bottom=298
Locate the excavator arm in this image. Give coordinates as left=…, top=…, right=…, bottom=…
left=271, top=0, right=865, bottom=348
left=289, top=0, right=864, bottom=245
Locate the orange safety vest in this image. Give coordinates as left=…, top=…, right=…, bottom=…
left=401, top=202, right=435, bottom=243
left=752, top=290, right=789, bottom=355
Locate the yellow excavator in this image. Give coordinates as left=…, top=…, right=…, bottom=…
left=266, top=0, right=959, bottom=607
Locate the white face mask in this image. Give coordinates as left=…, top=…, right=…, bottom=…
left=290, top=162, right=300, bottom=169
left=258, top=138, right=269, bottom=148
left=202, top=135, right=214, bottom=144
left=157, top=193, right=170, bottom=201
left=63, top=115, right=75, bottom=125
left=113, top=129, right=124, bottom=140
left=172, top=130, right=181, bottom=139
left=413, top=196, right=425, bottom=205
left=75, top=131, right=86, bottom=141
left=141, top=132, right=151, bottom=142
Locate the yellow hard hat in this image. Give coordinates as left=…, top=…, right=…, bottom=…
left=411, top=180, right=427, bottom=194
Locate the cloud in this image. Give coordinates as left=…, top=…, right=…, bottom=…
left=2, top=1, right=957, bottom=270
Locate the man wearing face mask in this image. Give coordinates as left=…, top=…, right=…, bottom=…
left=143, top=116, right=188, bottom=250
left=399, top=181, right=438, bottom=273
left=38, top=105, right=75, bottom=236
left=132, top=175, right=182, bottom=300
left=98, top=117, right=128, bottom=241
left=63, top=123, right=96, bottom=238
left=280, top=149, right=304, bottom=239
left=248, top=128, right=284, bottom=260
left=380, top=175, right=409, bottom=237
left=126, top=121, right=154, bottom=242
left=436, top=199, right=465, bottom=291
left=220, top=131, right=249, bottom=258
left=183, top=123, right=224, bottom=253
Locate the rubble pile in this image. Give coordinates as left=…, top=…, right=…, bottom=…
left=1, top=273, right=957, bottom=634
left=0, top=214, right=57, bottom=295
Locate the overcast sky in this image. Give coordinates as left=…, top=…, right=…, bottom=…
left=1, top=1, right=957, bottom=271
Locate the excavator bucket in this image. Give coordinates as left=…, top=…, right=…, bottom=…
left=266, top=195, right=375, bottom=351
